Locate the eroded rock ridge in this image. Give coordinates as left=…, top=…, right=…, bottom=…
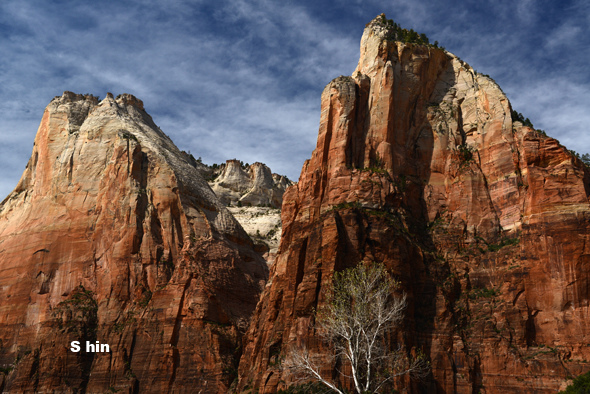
left=237, top=15, right=590, bottom=393
left=209, top=160, right=292, bottom=209
left=0, top=92, right=268, bottom=393
left=196, top=160, right=291, bottom=265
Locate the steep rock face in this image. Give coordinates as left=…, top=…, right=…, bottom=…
left=210, top=160, right=292, bottom=209
left=228, top=206, right=283, bottom=265
left=209, top=161, right=291, bottom=265
left=237, top=16, right=590, bottom=393
left=0, top=92, right=268, bottom=393
left=170, top=157, right=286, bottom=263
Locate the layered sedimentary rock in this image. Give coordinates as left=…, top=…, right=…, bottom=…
left=228, top=206, right=283, bottom=265
left=210, top=160, right=292, bottom=209
left=209, top=162, right=290, bottom=264
left=237, top=15, right=590, bottom=393
left=0, top=92, right=268, bottom=393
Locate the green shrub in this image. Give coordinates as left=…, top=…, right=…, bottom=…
left=457, top=144, right=475, bottom=163
left=560, top=371, right=590, bottom=393
left=487, top=236, right=520, bottom=252
left=469, top=287, right=499, bottom=300
left=378, top=13, right=434, bottom=47
left=329, top=201, right=362, bottom=211
left=510, top=110, right=534, bottom=128
left=119, top=130, right=138, bottom=141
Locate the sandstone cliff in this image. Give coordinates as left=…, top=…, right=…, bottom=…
left=209, top=160, right=292, bottom=209
left=228, top=206, right=283, bottom=265
left=208, top=161, right=291, bottom=265
left=0, top=92, right=268, bottom=393
left=237, top=15, right=590, bottom=393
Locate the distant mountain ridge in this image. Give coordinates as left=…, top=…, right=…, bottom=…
left=204, top=159, right=292, bottom=209
left=177, top=156, right=292, bottom=265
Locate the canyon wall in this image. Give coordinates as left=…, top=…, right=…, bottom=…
left=0, top=92, right=268, bottom=393
left=237, top=15, right=590, bottom=393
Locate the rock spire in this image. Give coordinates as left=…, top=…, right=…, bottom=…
left=237, top=15, right=590, bottom=393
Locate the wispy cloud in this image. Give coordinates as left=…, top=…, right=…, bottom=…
left=0, top=0, right=358, bottom=196
left=0, top=0, right=588, bottom=199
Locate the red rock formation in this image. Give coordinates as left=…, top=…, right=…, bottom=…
left=0, top=92, right=268, bottom=393
left=237, top=15, right=590, bottom=393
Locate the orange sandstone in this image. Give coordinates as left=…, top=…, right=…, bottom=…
left=0, top=92, right=268, bottom=393
left=237, top=16, right=590, bottom=393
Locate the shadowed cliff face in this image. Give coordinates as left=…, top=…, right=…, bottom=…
left=0, top=92, right=268, bottom=393
left=237, top=16, right=590, bottom=393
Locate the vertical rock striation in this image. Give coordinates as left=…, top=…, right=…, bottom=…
left=0, top=92, right=268, bottom=393
left=237, top=15, right=590, bottom=393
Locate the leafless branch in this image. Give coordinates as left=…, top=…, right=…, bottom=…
left=283, top=262, right=431, bottom=393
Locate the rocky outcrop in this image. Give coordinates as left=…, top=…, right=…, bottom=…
left=210, top=160, right=292, bottom=209
left=0, top=92, right=268, bottom=393
left=228, top=207, right=282, bottom=265
left=204, top=160, right=291, bottom=265
left=237, top=15, right=590, bottom=393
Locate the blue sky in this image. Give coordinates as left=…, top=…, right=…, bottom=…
left=1, top=0, right=589, bottom=198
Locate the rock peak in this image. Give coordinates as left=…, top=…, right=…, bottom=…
left=237, top=15, right=590, bottom=394
left=115, top=93, right=144, bottom=110
left=51, top=91, right=99, bottom=105
left=0, top=92, right=268, bottom=392
left=209, top=159, right=293, bottom=208
left=355, top=13, right=442, bottom=77
left=363, top=13, right=396, bottom=39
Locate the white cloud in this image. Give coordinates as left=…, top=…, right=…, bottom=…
left=544, top=24, right=582, bottom=52
left=509, top=77, right=590, bottom=151
left=516, top=0, right=537, bottom=24
left=0, top=0, right=588, bottom=200
left=0, top=0, right=362, bottom=197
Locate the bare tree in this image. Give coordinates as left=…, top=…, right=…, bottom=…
left=284, top=263, right=429, bottom=393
